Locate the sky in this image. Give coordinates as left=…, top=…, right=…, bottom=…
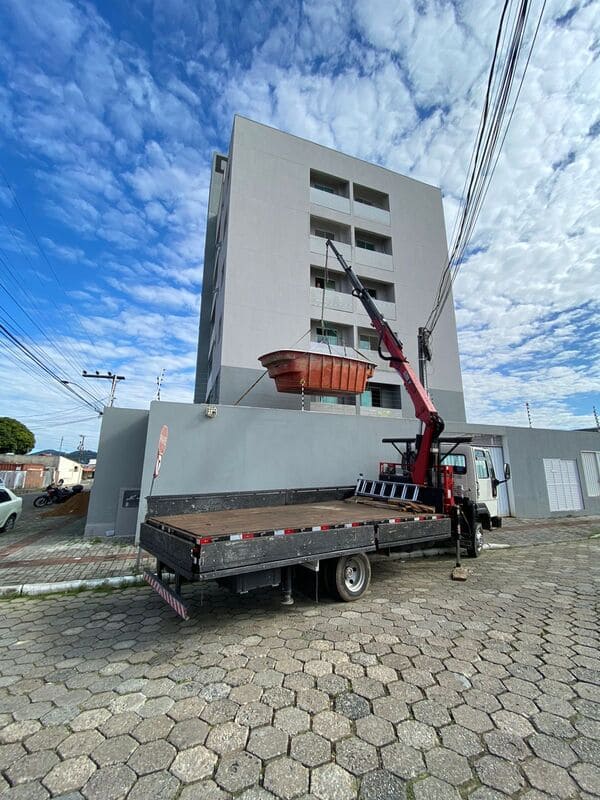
left=0, top=0, right=598, bottom=453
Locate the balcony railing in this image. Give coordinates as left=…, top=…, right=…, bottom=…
left=310, top=187, right=351, bottom=214
left=310, top=236, right=352, bottom=261
left=353, top=200, right=391, bottom=226
left=354, top=247, right=393, bottom=271
left=310, top=286, right=354, bottom=313
left=356, top=297, right=396, bottom=320
left=360, top=406, right=403, bottom=418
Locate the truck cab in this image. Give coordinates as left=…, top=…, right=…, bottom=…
left=441, top=444, right=507, bottom=529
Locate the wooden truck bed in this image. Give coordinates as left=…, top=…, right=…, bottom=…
left=146, top=499, right=436, bottom=541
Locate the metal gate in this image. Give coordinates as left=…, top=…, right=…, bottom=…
left=543, top=458, right=583, bottom=512
left=487, top=446, right=511, bottom=516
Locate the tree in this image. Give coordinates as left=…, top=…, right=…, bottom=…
left=0, top=418, right=35, bottom=455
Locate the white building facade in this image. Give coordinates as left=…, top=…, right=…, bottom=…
left=195, top=116, right=466, bottom=422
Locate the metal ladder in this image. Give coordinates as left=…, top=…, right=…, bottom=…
left=355, top=477, right=421, bottom=503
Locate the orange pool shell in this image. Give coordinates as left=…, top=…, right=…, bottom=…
left=259, top=349, right=376, bottom=396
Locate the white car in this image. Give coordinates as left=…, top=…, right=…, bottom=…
left=0, top=486, right=22, bottom=532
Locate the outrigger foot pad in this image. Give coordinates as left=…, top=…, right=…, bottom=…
left=451, top=566, right=469, bottom=582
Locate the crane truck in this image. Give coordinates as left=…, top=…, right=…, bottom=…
left=139, top=239, right=509, bottom=619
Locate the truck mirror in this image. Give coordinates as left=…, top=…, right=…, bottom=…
left=504, top=463, right=511, bottom=480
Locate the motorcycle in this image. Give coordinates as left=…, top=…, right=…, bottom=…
left=33, top=484, right=84, bottom=508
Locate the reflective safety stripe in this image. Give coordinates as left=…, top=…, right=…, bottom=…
left=144, top=571, right=189, bottom=620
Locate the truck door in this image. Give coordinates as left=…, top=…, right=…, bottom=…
left=474, top=449, right=497, bottom=515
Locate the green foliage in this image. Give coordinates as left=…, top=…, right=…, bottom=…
left=0, top=417, right=35, bottom=454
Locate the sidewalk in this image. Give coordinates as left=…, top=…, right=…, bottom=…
left=1, top=496, right=598, bottom=594
left=0, top=498, right=153, bottom=592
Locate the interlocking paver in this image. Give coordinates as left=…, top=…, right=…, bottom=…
left=214, top=751, right=261, bottom=793
left=170, top=744, right=217, bottom=783
left=126, top=769, right=180, bottom=800
left=263, top=756, right=309, bottom=799
left=523, top=757, right=577, bottom=798
left=336, top=737, right=378, bottom=776
left=42, top=755, right=96, bottom=794
left=425, top=747, right=472, bottom=786
left=475, top=754, right=525, bottom=795
left=4, top=750, right=60, bottom=785
left=1, top=531, right=599, bottom=800
left=247, top=726, right=289, bottom=760
left=412, top=776, right=460, bottom=799
left=290, top=731, right=330, bottom=767
left=311, top=762, right=356, bottom=800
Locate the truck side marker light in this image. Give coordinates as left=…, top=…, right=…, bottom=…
left=242, top=532, right=254, bottom=539
left=200, top=536, right=212, bottom=544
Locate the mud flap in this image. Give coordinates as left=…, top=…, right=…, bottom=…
left=144, top=571, right=190, bottom=620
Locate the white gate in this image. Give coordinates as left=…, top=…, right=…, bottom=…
left=543, top=458, right=583, bottom=512
left=0, top=471, right=26, bottom=490
left=487, top=446, right=511, bottom=516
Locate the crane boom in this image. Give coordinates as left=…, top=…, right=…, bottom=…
left=325, top=240, right=444, bottom=486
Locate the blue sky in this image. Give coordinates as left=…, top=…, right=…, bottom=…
left=0, top=0, right=598, bottom=452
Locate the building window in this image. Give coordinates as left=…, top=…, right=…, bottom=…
left=315, top=326, right=339, bottom=345
left=313, top=183, right=335, bottom=194
left=315, top=228, right=336, bottom=240
left=581, top=451, right=600, bottom=497
left=315, top=277, right=336, bottom=290
left=358, top=331, right=379, bottom=352
left=356, top=238, right=376, bottom=251
left=360, top=387, right=382, bottom=407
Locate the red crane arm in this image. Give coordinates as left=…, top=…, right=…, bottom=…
left=325, top=240, right=444, bottom=485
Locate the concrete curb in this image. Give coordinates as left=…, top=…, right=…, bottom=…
left=0, top=574, right=145, bottom=598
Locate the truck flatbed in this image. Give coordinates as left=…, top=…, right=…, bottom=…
left=139, top=485, right=455, bottom=619
left=146, top=499, right=442, bottom=542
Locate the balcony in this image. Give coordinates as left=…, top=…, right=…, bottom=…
left=353, top=199, right=390, bottom=226
left=310, top=286, right=353, bottom=313
left=356, top=297, right=396, bottom=320
left=354, top=247, right=394, bottom=271
left=309, top=401, right=357, bottom=416
left=359, top=406, right=403, bottom=419
left=310, top=235, right=352, bottom=261
left=310, top=187, right=351, bottom=215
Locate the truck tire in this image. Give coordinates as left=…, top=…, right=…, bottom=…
left=333, top=553, right=371, bottom=601
left=467, top=521, right=484, bottom=558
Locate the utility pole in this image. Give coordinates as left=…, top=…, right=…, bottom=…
left=82, top=370, right=125, bottom=407
left=593, top=405, right=599, bottom=433
left=78, top=435, right=85, bottom=464
left=58, top=436, right=63, bottom=455
left=525, top=401, right=533, bottom=429
left=156, top=368, right=165, bottom=401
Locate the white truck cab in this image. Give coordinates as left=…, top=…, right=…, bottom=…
left=441, top=444, right=509, bottom=529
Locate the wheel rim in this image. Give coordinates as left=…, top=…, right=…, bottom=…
left=343, top=557, right=367, bottom=594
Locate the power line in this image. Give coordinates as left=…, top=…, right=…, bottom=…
left=424, top=0, right=547, bottom=338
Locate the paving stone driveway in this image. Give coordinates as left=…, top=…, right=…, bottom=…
left=0, top=537, right=599, bottom=799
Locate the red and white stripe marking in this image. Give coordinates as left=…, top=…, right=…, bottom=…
left=144, top=571, right=189, bottom=621
left=193, top=513, right=446, bottom=545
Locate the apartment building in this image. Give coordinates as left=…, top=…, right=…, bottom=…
left=195, top=116, right=466, bottom=422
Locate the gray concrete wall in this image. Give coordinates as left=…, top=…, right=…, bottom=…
left=85, top=407, right=149, bottom=538
left=87, top=404, right=600, bottom=540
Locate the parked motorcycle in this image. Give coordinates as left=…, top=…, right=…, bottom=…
left=33, top=484, right=84, bottom=508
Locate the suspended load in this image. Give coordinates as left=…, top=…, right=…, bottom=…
left=259, top=343, right=376, bottom=396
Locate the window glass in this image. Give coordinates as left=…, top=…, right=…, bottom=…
left=313, top=183, right=335, bottom=194
left=315, top=228, right=335, bottom=240
left=359, top=333, right=378, bottom=351
left=315, top=327, right=339, bottom=345
left=0, top=490, right=10, bottom=503
left=356, top=239, right=375, bottom=251
left=359, top=390, right=372, bottom=407
left=315, top=277, right=336, bottom=290
left=442, top=454, right=467, bottom=475
left=475, top=458, right=489, bottom=479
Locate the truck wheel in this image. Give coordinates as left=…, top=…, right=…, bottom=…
left=333, top=553, right=371, bottom=601
left=467, top=522, right=484, bottom=558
